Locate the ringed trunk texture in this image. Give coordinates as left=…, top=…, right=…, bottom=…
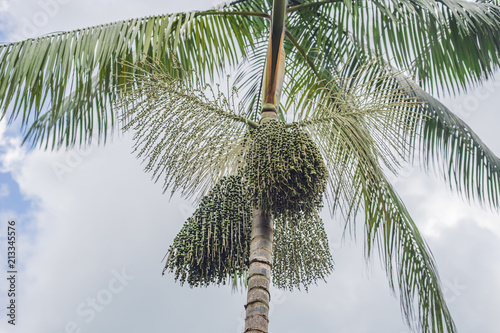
left=244, top=208, right=273, bottom=333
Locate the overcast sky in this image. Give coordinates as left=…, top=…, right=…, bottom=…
left=0, top=1, right=499, bottom=333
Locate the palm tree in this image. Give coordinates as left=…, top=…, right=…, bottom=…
left=1, top=0, right=500, bottom=332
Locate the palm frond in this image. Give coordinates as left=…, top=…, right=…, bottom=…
left=298, top=62, right=420, bottom=162
left=233, top=40, right=269, bottom=121
left=282, top=3, right=390, bottom=116
left=288, top=0, right=500, bottom=95
left=394, top=72, right=500, bottom=210
left=116, top=59, right=254, bottom=198
left=306, top=114, right=456, bottom=332
left=285, top=11, right=500, bottom=212
left=0, top=4, right=265, bottom=148
left=306, top=110, right=456, bottom=333
left=340, top=0, right=500, bottom=94
left=288, top=61, right=457, bottom=331
left=362, top=171, right=456, bottom=333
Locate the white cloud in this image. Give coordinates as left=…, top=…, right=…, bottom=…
left=0, top=120, right=26, bottom=173
left=392, top=168, right=500, bottom=239
left=0, top=0, right=9, bottom=12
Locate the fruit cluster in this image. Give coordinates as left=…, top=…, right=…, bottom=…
left=163, top=174, right=251, bottom=287
left=164, top=120, right=333, bottom=289
left=246, top=120, right=328, bottom=218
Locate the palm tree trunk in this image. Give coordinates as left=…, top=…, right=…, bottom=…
left=244, top=1, right=287, bottom=332
left=244, top=208, right=273, bottom=333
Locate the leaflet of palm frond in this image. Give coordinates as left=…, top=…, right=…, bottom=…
left=116, top=59, right=256, bottom=198
left=294, top=64, right=422, bottom=221
left=272, top=210, right=334, bottom=291
left=246, top=120, right=328, bottom=217
left=163, top=174, right=252, bottom=287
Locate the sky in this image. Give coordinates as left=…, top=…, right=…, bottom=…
left=0, top=1, right=499, bottom=333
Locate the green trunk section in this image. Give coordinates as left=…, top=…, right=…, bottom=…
left=261, top=0, right=288, bottom=120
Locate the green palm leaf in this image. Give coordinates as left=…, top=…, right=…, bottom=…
left=116, top=59, right=256, bottom=198
left=290, top=0, right=500, bottom=94
left=293, top=62, right=456, bottom=332
left=306, top=116, right=457, bottom=333
left=394, top=72, right=500, bottom=210
left=0, top=4, right=265, bottom=148
left=362, top=172, right=456, bottom=333
left=283, top=2, right=500, bottom=212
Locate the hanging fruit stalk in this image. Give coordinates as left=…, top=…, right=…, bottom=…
left=245, top=1, right=288, bottom=332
